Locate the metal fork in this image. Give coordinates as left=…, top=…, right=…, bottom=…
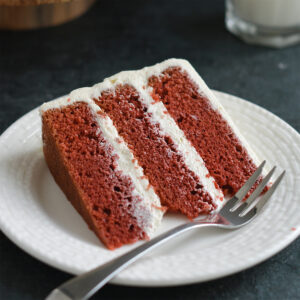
left=46, top=161, right=285, bottom=300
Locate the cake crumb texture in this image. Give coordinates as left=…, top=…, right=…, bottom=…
left=42, top=102, right=148, bottom=249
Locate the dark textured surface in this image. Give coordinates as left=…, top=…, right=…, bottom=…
left=0, top=0, right=299, bottom=299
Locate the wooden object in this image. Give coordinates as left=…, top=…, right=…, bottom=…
left=0, top=0, right=96, bottom=30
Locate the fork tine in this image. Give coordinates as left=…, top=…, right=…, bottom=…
left=233, top=202, right=248, bottom=215
left=234, top=160, right=266, bottom=201
left=242, top=171, right=285, bottom=218
left=254, top=170, right=285, bottom=212
left=223, top=197, right=239, bottom=211
left=242, top=166, right=276, bottom=209
left=229, top=161, right=265, bottom=211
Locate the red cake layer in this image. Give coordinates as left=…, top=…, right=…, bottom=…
left=94, top=85, right=216, bottom=219
left=42, top=102, right=148, bottom=250
left=148, top=67, right=258, bottom=195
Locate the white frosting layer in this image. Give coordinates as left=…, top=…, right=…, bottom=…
left=40, top=97, right=164, bottom=237
left=135, top=88, right=224, bottom=206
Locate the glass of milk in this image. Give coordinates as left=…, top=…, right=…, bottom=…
left=226, top=0, right=300, bottom=48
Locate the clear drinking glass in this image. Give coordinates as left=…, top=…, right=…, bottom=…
left=225, top=0, right=300, bottom=48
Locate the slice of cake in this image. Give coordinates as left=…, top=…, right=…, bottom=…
left=40, top=58, right=261, bottom=249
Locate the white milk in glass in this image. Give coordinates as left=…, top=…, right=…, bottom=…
left=232, top=0, right=300, bottom=28
left=226, top=0, right=300, bottom=47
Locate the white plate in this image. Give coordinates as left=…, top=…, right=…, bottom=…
left=0, top=91, right=299, bottom=287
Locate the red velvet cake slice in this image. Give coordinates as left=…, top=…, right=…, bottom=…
left=40, top=96, right=164, bottom=250
left=41, top=58, right=262, bottom=249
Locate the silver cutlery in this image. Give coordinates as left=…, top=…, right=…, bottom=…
left=46, top=161, right=284, bottom=300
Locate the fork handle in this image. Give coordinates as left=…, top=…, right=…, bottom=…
left=46, top=221, right=212, bottom=300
